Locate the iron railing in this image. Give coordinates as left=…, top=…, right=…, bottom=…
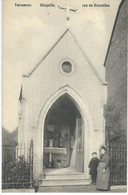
left=109, top=140, right=127, bottom=185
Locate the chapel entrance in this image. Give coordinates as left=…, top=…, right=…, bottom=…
left=43, top=93, right=84, bottom=173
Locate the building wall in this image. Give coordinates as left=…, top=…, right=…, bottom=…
left=105, top=0, right=127, bottom=140
left=18, top=30, right=107, bottom=179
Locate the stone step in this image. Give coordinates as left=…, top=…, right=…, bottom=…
left=45, top=173, right=84, bottom=176
left=39, top=168, right=91, bottom=188
left=40, top=180, right=91, bottom=187
left=44, top=174, right=87, bottom=180
left=42, top=178, right=90, bottom=184
left=38, top=185, right=95, bottom=193
left=39, top=175, right=91, bottom=187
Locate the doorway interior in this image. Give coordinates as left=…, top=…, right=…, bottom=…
left=43, top=93, right=84, bottom=174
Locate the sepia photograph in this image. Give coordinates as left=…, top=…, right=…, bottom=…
left=2, top=0, right=127, bottom=193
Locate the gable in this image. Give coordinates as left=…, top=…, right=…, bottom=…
left=23, top=28, right=103, bottom=84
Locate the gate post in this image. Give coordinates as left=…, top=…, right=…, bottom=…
left=30, top=140, right=34, bottom=188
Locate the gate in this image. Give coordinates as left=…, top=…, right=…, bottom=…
left=2, top=140, right=34, bottom=189
left=109, top=140, right=127, bottom=185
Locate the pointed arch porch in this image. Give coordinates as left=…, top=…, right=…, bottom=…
left=34, top=85, right=94, bottom=179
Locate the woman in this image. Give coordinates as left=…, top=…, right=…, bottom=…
left=96, top=146, right=110, bottom=191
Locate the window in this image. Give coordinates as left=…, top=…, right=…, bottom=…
left=62, top=61, right=72, bottom=73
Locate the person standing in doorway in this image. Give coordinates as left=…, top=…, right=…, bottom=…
left=96, top=146, right=110, bottom=191
left=88, top=152, right=100, bottom=184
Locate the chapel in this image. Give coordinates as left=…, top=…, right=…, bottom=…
left=18, top=29, right=107, bottom=186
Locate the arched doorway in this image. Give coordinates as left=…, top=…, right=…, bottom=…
left=43, top=93, right=84, bottom=174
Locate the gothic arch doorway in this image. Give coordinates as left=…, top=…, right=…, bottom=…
left=43, top=93, right=84, bottom=173
left=36, top=85, right=94, bottom=177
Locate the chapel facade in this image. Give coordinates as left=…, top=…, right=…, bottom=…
left=18, top=29, right=107, bottom=184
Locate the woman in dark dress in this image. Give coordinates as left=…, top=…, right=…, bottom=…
left=96, top=146, right=110, bottom=191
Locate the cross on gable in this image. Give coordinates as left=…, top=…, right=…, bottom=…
left=58, top=3, right=77, bottom=27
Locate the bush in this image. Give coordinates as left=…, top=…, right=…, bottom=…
left=2, top=155, right=30, bottom=189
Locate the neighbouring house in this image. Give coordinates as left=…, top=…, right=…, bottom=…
left=104, top=0, right=127, bottom=185
left=2, top=127, right=18, bottom=162
left=104, top=0, right=127, bottom=141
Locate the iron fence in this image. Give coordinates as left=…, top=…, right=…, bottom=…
left=2, top=140, right=34, bottom=189
left=109, top=140, right=127, bottom=185
left=2, top=139, right=127, bottom=188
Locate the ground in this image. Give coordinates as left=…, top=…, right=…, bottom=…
left=38, top=185, right=127, bottom=193
left=2, top=185, right=127, bottom=193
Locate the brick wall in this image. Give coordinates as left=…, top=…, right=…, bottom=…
left=105, top=0, right=127, bottom=140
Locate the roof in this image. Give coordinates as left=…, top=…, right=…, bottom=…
left=104, top=0, right=126, bottom=67
left=23, top=28, right=104, bottom=84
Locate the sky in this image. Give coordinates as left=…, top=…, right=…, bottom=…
left=2, top=0, right=121, bottom=132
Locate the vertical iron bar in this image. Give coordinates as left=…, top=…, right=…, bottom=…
left=24, top=142, right=25, bottom=159
left=27, top=142, right=28, bottom=166
left=30, top=140, right=33, bottom=188
left=116, top=143, right=118, bottom=185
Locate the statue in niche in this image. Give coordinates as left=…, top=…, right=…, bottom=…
left=62, top=127, right=70, bottom=139
left=65, top=132, right=69, bottom=139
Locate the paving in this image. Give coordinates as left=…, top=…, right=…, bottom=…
left=2, top=185, right=127, bottom=193
left=38, top=185, right=127, bottom=193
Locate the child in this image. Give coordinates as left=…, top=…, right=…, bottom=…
left=88, top=152, right=100, bottom=184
